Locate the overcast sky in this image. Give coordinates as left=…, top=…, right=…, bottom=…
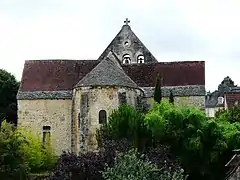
left=0, top=0, right=239, bottom=92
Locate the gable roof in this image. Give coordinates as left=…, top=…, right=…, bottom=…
left=75, top=52, right=138, bottom=89
left=19, top=60, right=205, bottom=92
left=98, top=24, right=157, bottom=63
left=19, top=60, right=99, bottom=91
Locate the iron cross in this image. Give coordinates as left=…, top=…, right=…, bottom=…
left=124, top=18, right=130, bottom=25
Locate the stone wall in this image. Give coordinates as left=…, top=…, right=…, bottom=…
left=145, top=96, right=205, bottom=110
left=72, top=86, right=140, bottom=154
left=17, top=99, right=72, bottom=155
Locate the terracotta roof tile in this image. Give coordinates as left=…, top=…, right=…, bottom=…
left=19, top=60, right=205, bottom=91
left=123, top=61, right=205, bottom=87
left=226, top=92, right=240, bottom=108
left=19, top=60, right=99, bottom=91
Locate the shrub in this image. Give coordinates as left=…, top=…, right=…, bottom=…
left=98, top=104, right=150, bottom=149
left=216, top=106, right=240, bottom=123
left=47, top=139, right=130, bottom=180
left=102, top=149, right=187, bottom=180
left=0, top=120, right=29, bottom=179
left=17, top=127, right=57, bottom=172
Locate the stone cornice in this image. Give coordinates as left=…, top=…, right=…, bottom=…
left=141, top=85, right=205, bottom=98
left=17, top=91, right=73, bottom=100
left=17, top=85, right=205, bottom=100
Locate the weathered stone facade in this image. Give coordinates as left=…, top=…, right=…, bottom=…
left=17, top=100, right=72, bottom=155
left=71, top=86, right=142, bottom=153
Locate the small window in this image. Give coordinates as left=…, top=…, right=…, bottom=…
left=119, top=92, right=127, bottom=105
left=99, top=110, right=107, bottom=124
left=43, top=126, right=51, bottom=145
left=122, top=54, right=131, bottom=64
left=137, top=55, right=145, bottom=64
left=218, top=97, right=224, bottom=104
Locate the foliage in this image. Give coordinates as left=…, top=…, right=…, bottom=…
left=103, top=149, right=187, bottom=180
left=153, top=73, right=162, bottom=103
left=17, top=127, right=57, bottom=172
left=98, top=104, right=186, bottom=178
left=0, top=120, right=29, bottom=180
left=0, top=121, right=56, bottom=180
left=169, top=90, right=174, bottom=104
left=47, top=139, right=130, bottom=180
left=98, top=104, right=150, bottom=149
left=144, top=101, right=240, bottom=180
left=102, top=149, right=158, bottom=180
left=216, top=106, right=240, bottom=123
left=0, top=69, right=19, bottom=125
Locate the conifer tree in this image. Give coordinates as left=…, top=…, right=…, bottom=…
left=169, top=90, right=174, bottom=104
left=153, top=73, right=162, bottom=103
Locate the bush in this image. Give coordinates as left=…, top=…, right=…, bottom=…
left=0, top=120, right=29, bottom=179
left=216, top=106, right=240, bottom=123
left=17, top=128, right=57, bottom=172
left=47, top=139, right=130, bottom=180
left=0, top=121, right=56, bottom=180
left=102, top=149, right=187, bottom=180
left=98, top=104, right=150, bottom=149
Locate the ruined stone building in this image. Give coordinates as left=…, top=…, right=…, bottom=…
left=17, top=19, right=205, bottom=155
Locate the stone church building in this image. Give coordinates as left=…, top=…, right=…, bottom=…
left=17, top=19, right=205, bottom=155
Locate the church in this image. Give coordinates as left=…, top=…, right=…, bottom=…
left=17, top=19, right=205, bottom=155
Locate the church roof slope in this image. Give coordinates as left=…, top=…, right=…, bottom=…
left=75, top=57, right=138, bottom=88
left=19, top=60, right=205, bottom=92
left=19, top=60, right=99, bottom=91
left=123, top=61, right=205, bottom=87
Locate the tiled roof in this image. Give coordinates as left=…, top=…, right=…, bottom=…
left=226, top=92, right=240, bottom=108
left=123, top=61, right=205, bottom=87
left=19, top=60, right=99, bottom=91
left=19, top=60, right=205, bottom=91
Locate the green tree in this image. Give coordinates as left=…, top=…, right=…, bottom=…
left=153, top=73, right=162, bottom=103
left=169, top=90, right=174, bottom=104
left=0, top=69, right=19, bottom=125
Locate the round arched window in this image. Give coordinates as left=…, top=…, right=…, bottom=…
left=99, top=110, right=107, bottom=124
left=122, top=54, right=131, bottom=64
left=137, top=55, right=145, bottom=63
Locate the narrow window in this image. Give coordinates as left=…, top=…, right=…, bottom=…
left=119, top=92, right=127, bottom=105
left=43, top=126, right=51, bottom=145
left=99, top=110, right=107, bottom=124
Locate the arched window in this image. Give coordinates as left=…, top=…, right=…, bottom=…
left=122, top=54, right=131, bottom=64
left=99, top=110, right=107, bottom=124
left=43, top=126, right=51, bottom=145
left=137, top=55, right=145, bottom=63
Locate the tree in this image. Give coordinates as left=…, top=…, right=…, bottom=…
left=153, top=73, right=162, bottom=103
left=0, top=69, right=19, bottom=125
left=169, top=90, right=174, bottom=104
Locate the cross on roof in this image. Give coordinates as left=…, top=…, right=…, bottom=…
left=124, top=18, right=130, bottom=25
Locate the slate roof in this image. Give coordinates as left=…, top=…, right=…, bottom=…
left=75, top=57, right=138, bottom=88
left=19, top=60, right=205, bottom=91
